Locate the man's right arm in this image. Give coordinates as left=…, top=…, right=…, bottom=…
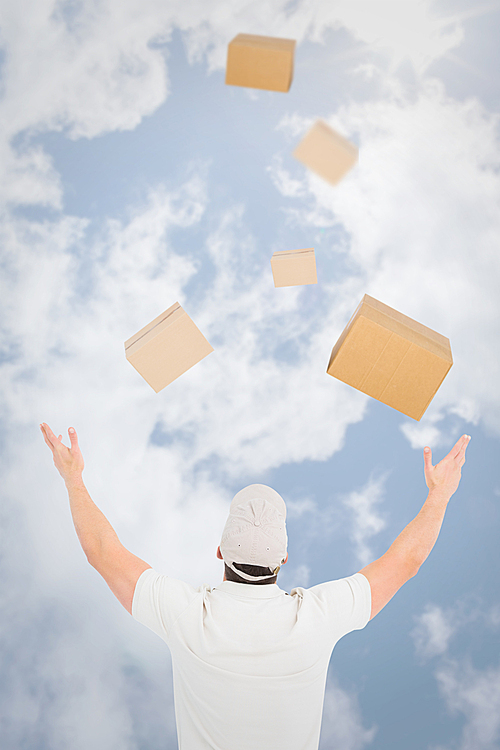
left=65, top=474, right=151, bottom=614
left=358, top=434, right=470, bottom=620
left=41, top=423, right=151, bottom=614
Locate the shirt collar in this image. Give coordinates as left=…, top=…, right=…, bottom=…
left=215, top=580, right=285, bottom=599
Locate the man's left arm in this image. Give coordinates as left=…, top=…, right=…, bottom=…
left=41, top=423, right=151, bottom=614
left=358, top=434, right=470, bottom=620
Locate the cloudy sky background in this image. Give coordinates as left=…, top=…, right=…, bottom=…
left=1, top=0, right=500, bottom=748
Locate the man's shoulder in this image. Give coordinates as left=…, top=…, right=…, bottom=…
left=293, top=572, right=362, bottom=591
left=291, top=573, right=371, bottom=631
left=132, top=570, right=212, bottom=637
left=291, top=573, right=370, bottom=605
left=138, top=568, right=210, bottom=588
left=133, top=569, right=209, bottom=613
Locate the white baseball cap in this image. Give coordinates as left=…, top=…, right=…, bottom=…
left=220, top=484, right=288, bottom=581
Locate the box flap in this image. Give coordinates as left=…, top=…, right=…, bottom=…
left=314, top=120, right=358, bottom=157
left=125, top=302, right=183, bottom=354
left=362, top=295, right=452, bottom=361
left=272, top=248, right=314, bottom=259
left=231, top=34, right=296, bottom=51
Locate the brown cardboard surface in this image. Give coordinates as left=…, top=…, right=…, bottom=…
left=326, top=295, right=453, bottom=420
left=293, top=120, right=358, bottom=185
left=271, top=248, right=317, bottom=287
left=125, top=303, right=213, bottom=393
left=225, top=33, right=296, bottom=92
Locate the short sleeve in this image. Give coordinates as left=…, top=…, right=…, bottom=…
left=305, top=572, right=371, bottom=638
left=132, top=568, right=201, bottom=643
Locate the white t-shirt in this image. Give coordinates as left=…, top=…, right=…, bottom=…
left=132, top=570, right=371, bottom=750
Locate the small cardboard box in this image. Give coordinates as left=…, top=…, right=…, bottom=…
left=125, top=303, right=213, bottom=393
left=326, top=295, right=453, bottom=421
left=271, top=248, right=317, bottom=287
left=225, top=34, right=296, bottom=92
left=293, top=120, right=358, bottom=185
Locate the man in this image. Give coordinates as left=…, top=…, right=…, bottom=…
left=41, top=423, right=470, bottom=750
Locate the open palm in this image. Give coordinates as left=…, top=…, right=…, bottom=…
left=424, top=434, right=470, bottom=499
left=40, top=423, right=84, bottom=484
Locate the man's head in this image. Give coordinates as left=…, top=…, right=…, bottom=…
left=218, top=484, right=288, bottom=585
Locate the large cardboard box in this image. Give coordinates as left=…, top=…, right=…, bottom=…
left=225, top=34, right=296, bottom=92
left=271, top=248, right=317, bottom=287
left=293, top=120, right=358, bottom=185
left=125, top=303, right=213, bottom=393
left=326, top=295, right=453, bottom=420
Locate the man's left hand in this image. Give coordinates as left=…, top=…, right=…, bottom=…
left=41, top=423, right=84, bottom=485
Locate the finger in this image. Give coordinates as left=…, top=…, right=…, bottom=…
left=452, top=434, right=470, bottom=460
left=42, top=424, right=67, bottom=452
left=40, top=424, right=55, bottom=451
left=68, top=427, right=79, bottom=450
left=423, top=446, right=433, bottom=473
left=454, top=434, right=471, bottom=461
left=41, top=423, right=57, bottom=449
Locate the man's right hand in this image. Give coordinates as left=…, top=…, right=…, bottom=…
left=41, top=423, right=85, bottom=486
left=423, top=434, right=471, bottom=501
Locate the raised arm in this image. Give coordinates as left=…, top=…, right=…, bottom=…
left=358, top=434, right=471, bottom=620
left=40, top=423, right=151, bottom=613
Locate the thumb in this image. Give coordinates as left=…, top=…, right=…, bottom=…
left=423, top=446, right=433, bottom=473
left=68, top=427, right=79, bottom=449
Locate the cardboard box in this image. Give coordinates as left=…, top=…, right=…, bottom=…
left=225, top=34, right=296, bottom=92
left=125, top=303, right=213, bottom=393
left=293, top=120, right=358, bottom=185
left=271, top=248, right=317, bottom=287
left=326, top=295, right=453, bottom=420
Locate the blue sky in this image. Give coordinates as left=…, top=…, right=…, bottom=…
left=1, top=1, right=500, bottom=748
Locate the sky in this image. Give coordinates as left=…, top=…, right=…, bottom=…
left=1, top=0, right=500, bottom=748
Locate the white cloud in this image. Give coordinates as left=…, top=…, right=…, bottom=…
left=332, top=0, right=464, bottom=74
left=0, top=0, right=171, bottom=206
left=0, top=0, right=170, bottom=140
left=0, top=552, right=177, bottom=749
left=400, top=410, right=476, bottom=450
left=0, top=0, right=467, bottom=208
left=271, top=80, right=500, bottom=440
left=286, top=563, right=311, bottom=588
left=487, top=606, right=500, bottom=628
left=412, top=600, right=500, bottom=750
left=181, top=0, right=465, bottom=76
left=320, top=678, right=376, bottom=750
left=0, top=140, right=64, bottom=208
left=268, top=155, right=308, bottom=198
left=411, top=604, right=457, bottom=659
left=342, top=474, right=389, bottom=566
left=286, top=496, right=317, bottom=519
left=436, top=659, right=500, bottom=750
left=412, top=598, right=500, bottom=661
left=401, top=420, right=450, bottom=451
left=0, top=461, right=176, bottom=748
